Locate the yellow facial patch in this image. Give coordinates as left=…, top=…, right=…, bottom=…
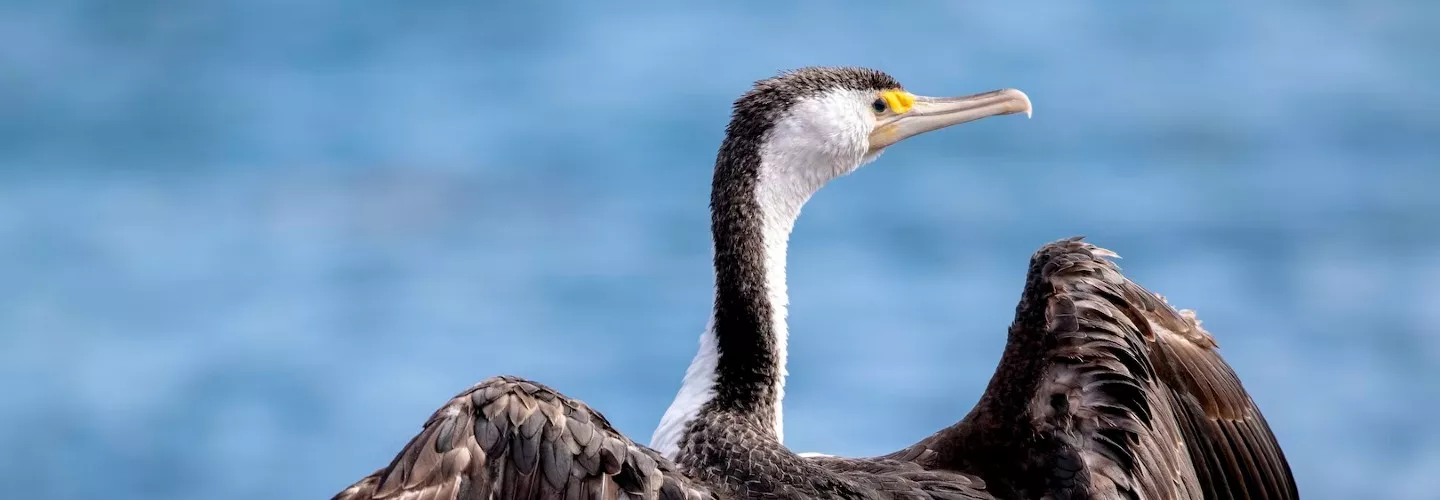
left=879, top=90, right=916, bottom=114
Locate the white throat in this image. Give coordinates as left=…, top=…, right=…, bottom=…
left=650, top=92, right=874, bottom=459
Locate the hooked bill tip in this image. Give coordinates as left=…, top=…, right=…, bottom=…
left=1003, top=88, right=1034, bottom=119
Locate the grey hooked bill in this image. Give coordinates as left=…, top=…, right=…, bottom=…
left=868, top=88, right=1032, bottom=151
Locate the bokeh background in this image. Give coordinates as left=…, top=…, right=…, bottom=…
left=3, top=1, right=1437, bottom=498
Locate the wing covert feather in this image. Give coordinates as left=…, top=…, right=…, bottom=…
left=1031, top=237, right=1298, bottom=500
left=895, top=237, right=1298, bottom=500
left=333, top=376, right=713, bottom=500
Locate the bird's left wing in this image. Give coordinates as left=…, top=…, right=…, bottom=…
left=889, top=238, right=1296, bottom=500
left=1126, top=287, right=1298, bottom=500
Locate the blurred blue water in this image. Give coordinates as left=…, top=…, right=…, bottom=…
left=2, top=1, right=1437, bottom=498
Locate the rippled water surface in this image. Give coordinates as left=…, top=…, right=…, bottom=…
left=2, top=1, right=1437, bottom=498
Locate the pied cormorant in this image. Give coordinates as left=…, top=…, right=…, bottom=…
left=333, top=67, right=1296, bottom=500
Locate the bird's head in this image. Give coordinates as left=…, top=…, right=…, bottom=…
left=718, top=67, right=1032, bottom=191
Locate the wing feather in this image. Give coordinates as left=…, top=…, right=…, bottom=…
left=1151, top=329, right=1298, bottom=500
left=895, top=237, right=1297, bottom=500
left=1053, top=237, right=1297, bottom=499
left=332, top=376, right=714, bottom=500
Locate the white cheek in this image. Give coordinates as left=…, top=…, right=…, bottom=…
left=775, top=90, right=875, bottom=177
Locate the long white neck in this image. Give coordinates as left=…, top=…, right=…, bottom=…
left=650, top=103, right=866, bottom=458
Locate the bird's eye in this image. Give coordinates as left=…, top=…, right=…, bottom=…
left=871, top=98, right=888, bottom=113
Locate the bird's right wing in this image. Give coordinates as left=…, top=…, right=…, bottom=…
left=333, top=376, right=713, bottom=500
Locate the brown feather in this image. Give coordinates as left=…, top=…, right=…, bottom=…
left=890, top=237, right=1297, bottom=500
left=330, top=376, right=714, bottom=500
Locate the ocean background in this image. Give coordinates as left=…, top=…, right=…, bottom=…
left=2, top=1, right=1437, bottom=498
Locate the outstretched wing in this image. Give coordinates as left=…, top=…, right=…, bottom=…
left=897, top=237, right=1297, bottom=500
left=333, top=376, right=714, bottom=500
left=1123, top=282, right=1297, bottom=500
